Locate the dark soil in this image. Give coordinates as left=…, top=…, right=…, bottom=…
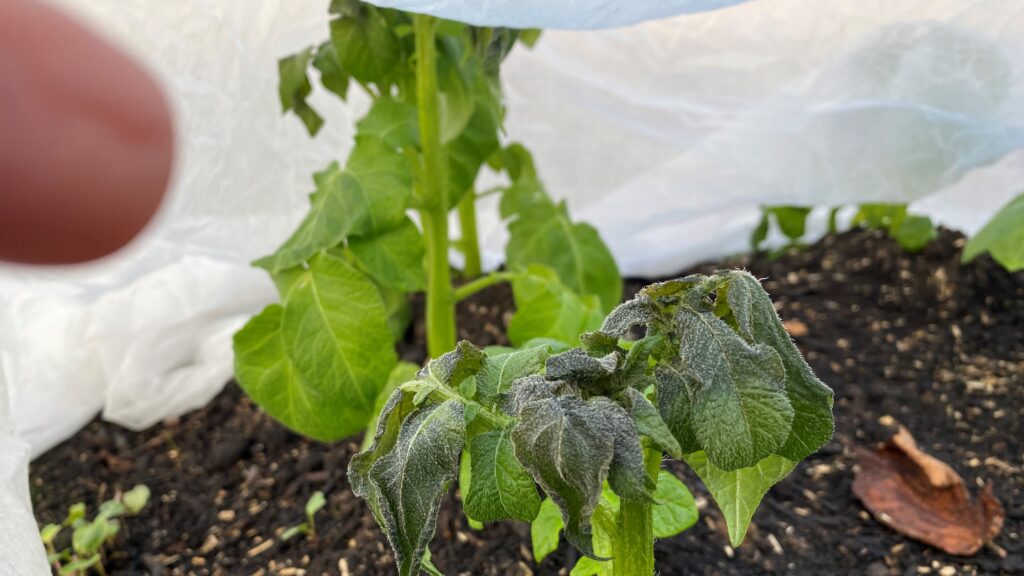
left=31, top=229, right=1024, bottom=576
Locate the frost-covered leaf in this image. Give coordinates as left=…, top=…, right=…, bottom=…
left=362, top=362, right=420, bottom=451
left=723, top=272, right=833, bottom=462
left=531, top=498, right=563, bottom=563
left=349, top=217, right=426, bottom=292
left=507, top=203, right=621, bottom=312
left=465, top=428, right=541, bottom=522
left=511, top=396, right=615, bottom=557
left=278, top=48, right=323, bottom=135
left=592, top=397, right=656, bottom=503
left=963, top=191, right=1024, bottom=271
left=330, top=10, right=400, bottom=85
left=357, top=96, right=419, bottom=150
left=600, top=294, right=660, bottom=338
left=352, top=401, right=465, bottom=576
left=673, top=308, right=793, bottom=470
left=424, top=340, right=486, bottom=389
left=545, top=348, right=618, bottom=385
left=235, top=253, right=396, bottom=441
left=655, top=360, right=701, bottom=455
left=508, top=265, right=604, bottom=347
left=651, top=470, right=697, bottom=538
left=476, top=346, right=548, bottom=405
left=254, top=138, right=411, bottom=272
left=684, top=451, right=796, bottom=547
left=621, top=388, right=682, bottom=459
left=503, top=375, right=561, bottom=416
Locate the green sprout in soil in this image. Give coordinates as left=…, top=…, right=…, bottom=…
left=350, top=273, right=834, bottom=576
left=281, top=491, right=327, bottom=542
left=41, top=485, right=151, bottom=576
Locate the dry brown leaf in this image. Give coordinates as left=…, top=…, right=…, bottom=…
left=852, top=425, right=1004, bottom=556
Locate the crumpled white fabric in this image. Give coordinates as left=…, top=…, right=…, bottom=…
left=362, top=0, right=748, bottom=30
left=2, top=2, right=1024, bottom=570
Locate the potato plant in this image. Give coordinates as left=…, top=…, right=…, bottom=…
left=752, top=203, right=936, bottom=253
left=351, top=272, right=834, bottom=575
left=233, top=1, right=618, bottom=442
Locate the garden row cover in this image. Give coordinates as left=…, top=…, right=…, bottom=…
left=2, top=0, right=1024, bottom=572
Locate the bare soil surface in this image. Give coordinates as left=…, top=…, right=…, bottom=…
left=31, top=229, right=1024, bottom=575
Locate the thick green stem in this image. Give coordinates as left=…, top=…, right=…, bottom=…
left=414, top=14, right=455, bottom=358
left=457, top=192, right=482, bottom=278
left=613, top=445, right=660, bottom=576
left=453, top=271, right=517, bottom=302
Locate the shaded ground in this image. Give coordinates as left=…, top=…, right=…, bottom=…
left=31, top=229, right=1024, bottom=575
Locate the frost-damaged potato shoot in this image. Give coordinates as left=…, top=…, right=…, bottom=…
left=351, top=272, right=834, bottom=576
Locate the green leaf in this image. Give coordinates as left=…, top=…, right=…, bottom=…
left=475, top=346, right=548, bottom=405
left=446, top=75, right=502, bottom=207
left=651, top=470, right=697, bottom=538
left=465, top=427, right=541, bottom=522
left=40, top=524, right=61, bottom=545
left=72, top=520, right=107, bottom=556
left=519, top=29, right=542, bottom=48
left=531, top=497, right=564, bottom=562
left=458, top=449, right=484, bottom=530
left=751, top=211, right=769, bottom=252
left=421, top=549, right=445, bottom=576
left=891, top=214, right=935, bottom=252
left=349, top=218, right=426, bottom=292
left=622, top=388, right=682, bottom=459
left=278, top=48, right=323, bottom=136
left=672, top=308, right=794, bottom=470
left=352, top=400, right=466, bottom=576
left=122, top=485, right=150, bottom=515
left=771, top=206, right=811, bottom=241
left=569, top=492, right=617, bottom=575
left=253, top=138, right=411, bottom=273
left=281, top=524, right=307, bottom=541
left=854, top=203, right=907, bottom=229
left=64, top=503, right=86, bottom=527
left=963, top=192, right=1024, bottom=271
left=234, top=253, right=396, bottom=441
left=330, top=11, right=400, bottom=85
left=507, top=203, right=621, bottom=313
left=511, top=396, right=616, bottom=557
left=306, top=491, right=327, bottom=518
left=437, top=44, right=475, bottom=144
left=313, top=41, right=350, bottom=100
left=508, top=265, right=604, bottom=348
left=377, top=282, right=413, bottom=343
left=723, top=272, right=833, bottom=462
left=684, top=451, right=796, bottom=547
left=97, top=499, right=125, bottom=521
left=356, top=96, right=419, bottom=150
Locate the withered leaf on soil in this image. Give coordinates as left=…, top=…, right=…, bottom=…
left=853, top=426, right=1004, bottom=556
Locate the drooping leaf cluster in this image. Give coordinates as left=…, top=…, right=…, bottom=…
left=234, top=1, right=619, bottom=442
left=349, top=272, right=833, bottom=574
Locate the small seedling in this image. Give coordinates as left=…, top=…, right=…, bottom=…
left=40, top=484, right=151, bottom=576
left=282, top=491, right=327, bottom=542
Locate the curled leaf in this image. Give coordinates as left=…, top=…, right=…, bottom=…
left=853, top=426, right=1004, bottom=556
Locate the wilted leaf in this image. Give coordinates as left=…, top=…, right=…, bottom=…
left=621, top=388, right=682, bottom=459
left=674, top=308, right=793, bottom=470
left=351, top=401, right=465, bottom=576
left=723, top=271, right=833, bottom=462
left=511, top=396, right=616, bottom=557
left=853, top=426, right=1004, bottom=556
left=476, top=346, right=548, bottom=405
left=424, top=340, right=486, bottom=389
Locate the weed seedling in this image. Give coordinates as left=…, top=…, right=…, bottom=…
left=281, top=491, right=327, bottom=542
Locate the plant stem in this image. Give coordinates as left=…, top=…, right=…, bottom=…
left=453, top=271, right=518, bottom=302
left=414, top=14, right=456, bottom=358
left=612, top=445, right=660, bottom=576
left=457, top=192, right=482, bottom=278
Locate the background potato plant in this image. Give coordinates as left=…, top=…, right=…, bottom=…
left=233, top=0, right=619, bottom=443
